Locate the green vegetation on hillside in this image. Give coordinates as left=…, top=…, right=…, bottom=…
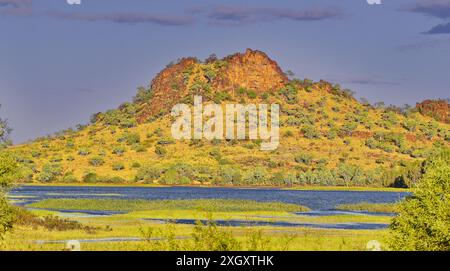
left=3, top=52, right=450, bottom=188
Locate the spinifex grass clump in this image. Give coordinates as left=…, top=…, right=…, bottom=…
left=29, top=199, right=310, bottom=213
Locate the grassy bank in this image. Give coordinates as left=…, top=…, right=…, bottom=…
left=336, top=202, right=398, bottom=213
left=28, top=198, right=310, bottom=213
left=0, top=198, right=397, bottom=251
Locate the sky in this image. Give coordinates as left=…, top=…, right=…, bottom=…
left=0, top=0, right=449, bottom=143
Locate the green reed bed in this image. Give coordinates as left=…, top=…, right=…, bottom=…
left=28, top=198, right=310, bottom=213
left=336, top=202, right=398, bottom=213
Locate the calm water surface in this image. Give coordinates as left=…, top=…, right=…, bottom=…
left=10, top=185, right=409, bottom=211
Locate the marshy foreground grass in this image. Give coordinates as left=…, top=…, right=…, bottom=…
left=0, top=198, right=392, bottom=251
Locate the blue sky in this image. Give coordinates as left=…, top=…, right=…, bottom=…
left=1, top=0, right=449, bottom=143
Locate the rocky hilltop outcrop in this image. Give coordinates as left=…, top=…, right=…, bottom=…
left=416, top=99, right=450, bottom=124
left=137, top=49, right=288, bottom=123
left=213, top=49, right=288, bottom=93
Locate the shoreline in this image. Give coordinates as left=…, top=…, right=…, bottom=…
left=16, top=182, right=411, bottom=192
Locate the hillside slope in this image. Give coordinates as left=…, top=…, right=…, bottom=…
left=9, top=49, right=450, bottom=188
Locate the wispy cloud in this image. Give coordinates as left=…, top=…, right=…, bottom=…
left=326, top=75, right=400, bottom=86
left=0, top=0, right=194, bottom=26
left=0, top=0, right=30, bottom=8
left=44, top=10, right=194, bottom=26
left=398, top=37, right=450, bottom=51
left=401, top=0, right=450, bottom=34
left=1, top=2, right=342, bottom=26
left=0, top=0, right=32, bottom=16
left=426, top=21, right=450, bottom=34
left=402, top=0, right=450, bottom=19
left=193, top=5, right=343, bottom=25
left=344, top=79, right=400, bottom=86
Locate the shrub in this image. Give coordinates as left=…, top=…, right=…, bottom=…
left=209, top=148, right=222, bottom=161
left=155, top=145, right=167, bottom=157
left=270, top=172, right=286, bottom=186
left=66, top=140, right=75, bottom=148
left=0, top=196, right=14, bottom=236
left=284, top=130, right=294, bottom=137
left=279, top=84, right=298, bottom=104
left=153, top=128, right=163, bottom=137
left=157, top=137, right=175, bottom=145
left=396, top=161, right=424, bottom=188
left=31, top=151, right=41, bottom=158
left=89, top=157, right=105, bottom=167
left=285, top=116, right=303, bottom=126
left=246, top=90, right=257, bottom=99
left=78, top=148, right=90, bottom=156
left=112, top=146, right=126, bottom=156
left=82, top=172, right=98, bottom=183
left=133, top=87, right=153, bottom=104
left=0, top=152, right=18, bottom=187
left=216, top=166, right=242, bottom=185
left=326, top=129, right=338, bottom=139
left=132, top=144, right=147, bottom=153
left=336, top=164, right=363, bottom=186
left=107, top=176, right=126, bottom=184
left=62, top=174, right=78, bottom=183
left=0, top=152, right=18, bottom=237
left=160, top=168, right=191, bottom=185
left=12, top=206, right=98, bottom=233
left=135, top=165, right=162, bottom=182
left=213, top=91, right=232, bottom=103
left=243, top=167, right=268, bottom=185
left=37, top=163, right=63, bottom=182
left=403, top=119, right=417, bottom=132
left=131, top=162, right=141, bottom=168
left=112, top=162, right=125, bottom=171
left=388, top=148, right=450, bottom=251
left=191, top=218, right=241, bottom=251
left=294, top=153, right=313, bottom=165
left=365, top=138, right=378, bottom=149
left=301, top=124, right=320, bottom=139
left=340, top=122, right=357, bottom=136
left=119, top=132, right=140, bottom=145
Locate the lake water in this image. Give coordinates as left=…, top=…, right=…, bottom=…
left=10, top=186, right=410, bottom=231
left=10, top=185, right=409, bottom=211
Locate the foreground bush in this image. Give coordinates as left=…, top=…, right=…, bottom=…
left=141, top=216, right=280, bottom=251
left=0, top=196, right=14, bottom=237
left=0, top=152, right=18, bottom=238
left=11, top=206, right=99, bottom=233
left=388, top=147, right=450, bottom=251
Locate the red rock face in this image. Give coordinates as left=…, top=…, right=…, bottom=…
left=137, top=57, right=197, bottom=123
left=136, top=49, right=288, bottom=123
left=213, top=49, right=288, bottom=93
left=416, top=99, right=450, bottom=124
